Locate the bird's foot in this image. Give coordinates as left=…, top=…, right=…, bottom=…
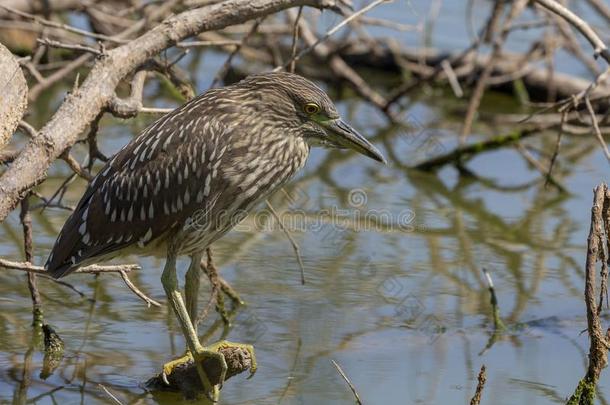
left=160, top=340, right=256, bottom=398
left=161, top=350, right=193, bottom=385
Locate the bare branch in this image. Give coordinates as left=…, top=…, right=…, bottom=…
left=0, top=4, right=128, bottom=44
left=36, top=38, right=105, bottom=56
left=288, top=6, right=303, bottom=73
left=278, top=0, right=390, bottom=70
left=287, top=8, right=393, bottom=119
left=28, top=54, right=92, bottom=101
left=585, top=96, right=610, bottom=163
left=107, top=70, right=148, bottom=118
left=460, top=0, right=528, bottom=143
left=17, top=121, right=38, bottom=138
left=0, top=258, right=139, bottom=274
left=119, top=270, right=162, bottom=308
left=533, top=0, right=610, bottom=64
left=176, top=40, right=242, bottom=48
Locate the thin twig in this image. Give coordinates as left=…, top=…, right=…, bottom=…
left=440, top=59, right=463, bottom=98
left=277, top=0, right=390, bottom=70
left=61, top=152, right=93, bottom=181
left=0, top=5, right=128, bottom=44
left=36, top=38, right=105, bottom=56
left=288, top=9, right=393, bottom=119
left=119, top=270, right=161, bottom=307
left=585, top=96, right=610, bottom=163
left=29, top=53, right=92, bottom=101
left=557, top=68, right=610, bottom=114
left=98, top=384, right=124, bottom=405
left=17, top=121, right=38, bottom=138
left=331, top=359, right=363, bottom=405
left=107, top=70, right=148, bottom=118
left=139, top=107, right=174, bottom=114
left=211, top=17, right=264, bottom=88
left=460, top=0, right=528, bottom=143
left=0, top=258, right=139, bottom=274
left=515, top=142, right=567, bottom=192
left=545, top=111, right=567, bottom=188
left=176, top=40, right=242, bottom=48
left=37, top=274, right=87, bottom=298
left=533, top=0, right=610, bottom=63
left=586, top=0, right=610, bottom=24
left=265, top=200, right=306, bottom=284
left=288, top=6, right=303, bottom=73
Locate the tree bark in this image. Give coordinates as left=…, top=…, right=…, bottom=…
left=0, top=42, right=27, bottom=151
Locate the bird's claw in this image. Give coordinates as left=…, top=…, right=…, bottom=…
left=161, top=370, right=170, bottom=385
left=161, top=350, right=194, bottom=385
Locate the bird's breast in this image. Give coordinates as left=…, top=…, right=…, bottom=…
left=176, top=136, right=309, bottom=255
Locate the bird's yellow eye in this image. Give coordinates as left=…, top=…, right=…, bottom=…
left=303, top=103, right=320, bottom=115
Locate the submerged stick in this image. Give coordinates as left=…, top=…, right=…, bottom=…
left=146, top=345, right=254, bottom=400
left=482, top=268, right=506, bottom=331
left=331, top=359, right=363, bottom=405
left=20, top=196, right=44, bottom=329
left=469, top=365, right=487, bottom=405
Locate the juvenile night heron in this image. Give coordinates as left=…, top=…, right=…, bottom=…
left=44, top=71, right=385, bottom=395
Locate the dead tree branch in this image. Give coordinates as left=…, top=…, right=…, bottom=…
left=0, top=258, right=140, bottom=274
left=567, top=184, right=610, bottom=405
left=533, top=0, right=610, bottom=64
left=119, top=270, right=162, bottom=308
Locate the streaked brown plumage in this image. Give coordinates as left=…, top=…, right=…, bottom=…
left=44, top=71, right=384, bottom=393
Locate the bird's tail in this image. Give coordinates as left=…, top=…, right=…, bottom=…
left=44, top=260, right=76, bottom=279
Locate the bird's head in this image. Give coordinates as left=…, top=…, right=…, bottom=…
left=237, top=72, right=386, bottom=164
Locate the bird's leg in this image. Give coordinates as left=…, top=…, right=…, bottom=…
left=185, top=252, right=203, bottom=333
left=159, top=253, right=204, bottom=385
left=160, top=251, right=226, bottom=400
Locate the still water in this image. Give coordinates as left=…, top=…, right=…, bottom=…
left=0, top=1, right=608, bottom=404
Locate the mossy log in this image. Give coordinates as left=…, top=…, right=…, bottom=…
left=146, top=346, right=254, bottom=400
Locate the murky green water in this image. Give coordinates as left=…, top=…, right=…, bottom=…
left=1, top=1, right=609, bottom=404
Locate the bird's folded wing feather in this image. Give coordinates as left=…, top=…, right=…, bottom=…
left=45, top=100, right=230, bottom=278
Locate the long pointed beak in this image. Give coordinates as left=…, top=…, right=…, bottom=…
left=324, top=119, right=387, bottom=164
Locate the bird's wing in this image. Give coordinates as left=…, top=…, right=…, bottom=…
left=45, top=99, right=231, bottom=278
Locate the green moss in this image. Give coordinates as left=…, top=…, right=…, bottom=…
left=567, top=378, right=596, bottom=405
